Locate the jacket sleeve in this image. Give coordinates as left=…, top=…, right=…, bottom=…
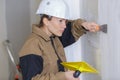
left=59, top=22, right=75, bottom=47
left=70, top=19, right=87, bottom=41
left=20, top=54, right=43, bottom=80
left=20, top=54, right=66, bottom=80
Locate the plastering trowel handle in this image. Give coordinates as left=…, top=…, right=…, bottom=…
left=81, top=25, right=100, bottom=32
left=73, top=70, right=81, bottom=78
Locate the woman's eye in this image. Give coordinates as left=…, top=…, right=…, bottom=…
left=59, top=20, right=63, bottom=22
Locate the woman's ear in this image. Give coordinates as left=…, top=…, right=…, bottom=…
left=43, top=18, right=49, bottom=26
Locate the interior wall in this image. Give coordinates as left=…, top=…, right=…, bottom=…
left=0, top=0, right=41, bottom=79
left=64, top=0, right=80, bottom=20
left=30, top=0, right=41, bottom=25
left=80, top=0, right=101, bottom=80
left=0, top=0, right=9, bottom=79
left=98, top=0, right=120, bottom=80
left=81, top=0, right=120, bottom=80
left=63, top=0, right=84, bottom=80
left=3, top=0, right=32, bottom=79
left=6, top=0, right=31, bottom=61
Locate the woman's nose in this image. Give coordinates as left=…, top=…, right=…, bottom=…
left=63, top=21, right=67, bottom=28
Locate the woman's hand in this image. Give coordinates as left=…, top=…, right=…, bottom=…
left=81, top=22, right=99, bottom=32
left=65, top=71, right=80, bottom=80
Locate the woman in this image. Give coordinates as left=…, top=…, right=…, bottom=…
left=19, top=0, right=99, bottom=80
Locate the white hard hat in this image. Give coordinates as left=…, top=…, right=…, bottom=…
left=36, top=0, right=69, bottom=19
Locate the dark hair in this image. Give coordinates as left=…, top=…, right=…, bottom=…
left=38, top=14, right=52, bottom=28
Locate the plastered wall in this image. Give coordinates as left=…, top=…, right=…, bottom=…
left=6, top=0, right=31, bottom=57
left=30, top=0, right=41, bottom=25
left=98, top=0, right=120, bottom=80
left=78, top=0, right=101, bottom=80
left=63, top=0, right=85, bottom=80
left=0, top=0, right=9, bottom=79
left=0, top=0, right=32, bottom=79
left=81, top=0, right=120, bottom=80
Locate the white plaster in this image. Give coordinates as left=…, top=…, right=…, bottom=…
left=65, top=38, right=83, bottom=62
left=98, top=0, right=120, bottom=80
left=78, top=0, right=101, bottom=80
left=64, top=0, right=80, bottom=20
left=0, top=0, right=9, bottom=79
left=63, top=0, right=83, bottom=79
left=6, top=0, right=31, bottom=58
left=30, top=0, right=41, bottom=25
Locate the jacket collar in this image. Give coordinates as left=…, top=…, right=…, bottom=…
left=32, top=24, right=51, bottom=41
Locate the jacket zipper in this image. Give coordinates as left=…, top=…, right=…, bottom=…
left=50, top=36, right=61, bottom=60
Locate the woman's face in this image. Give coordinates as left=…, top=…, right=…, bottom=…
left=46, top=16, right=67, bottom=36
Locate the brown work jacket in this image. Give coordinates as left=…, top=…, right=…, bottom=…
left=19, top=19, right=86, bottom=80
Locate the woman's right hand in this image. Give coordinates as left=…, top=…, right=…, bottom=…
left=65, top=71, right=80, bottom=80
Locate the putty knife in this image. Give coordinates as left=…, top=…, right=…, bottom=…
left=98, top=24, right=107, bottom=33
left=82, top=24, right=107, bottom=33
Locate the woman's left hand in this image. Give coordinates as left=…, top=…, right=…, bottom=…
left=81, top=22, right=99, bottom=32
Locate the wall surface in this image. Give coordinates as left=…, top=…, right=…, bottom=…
left=30, top=0, right=41, bottom=25
left=64, top=0, right=80, bottom=20
left=80, top=0, right=120, bottom=80
left=63, top=0, right=84, bottom=80
left=0, top=0, right=31, bottom=79
left=98, top=0, right=120, bottom=80
left=0, top=0, right=9, bottom=79
left=80, top=0, right=101, bottom=80
left=6, top=0, right=31, bottom=61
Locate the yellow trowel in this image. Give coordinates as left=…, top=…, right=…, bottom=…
left=61, top=61, right=98, bottom=78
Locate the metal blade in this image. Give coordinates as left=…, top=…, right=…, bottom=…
left=100, top=24, right=107, bottom=33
